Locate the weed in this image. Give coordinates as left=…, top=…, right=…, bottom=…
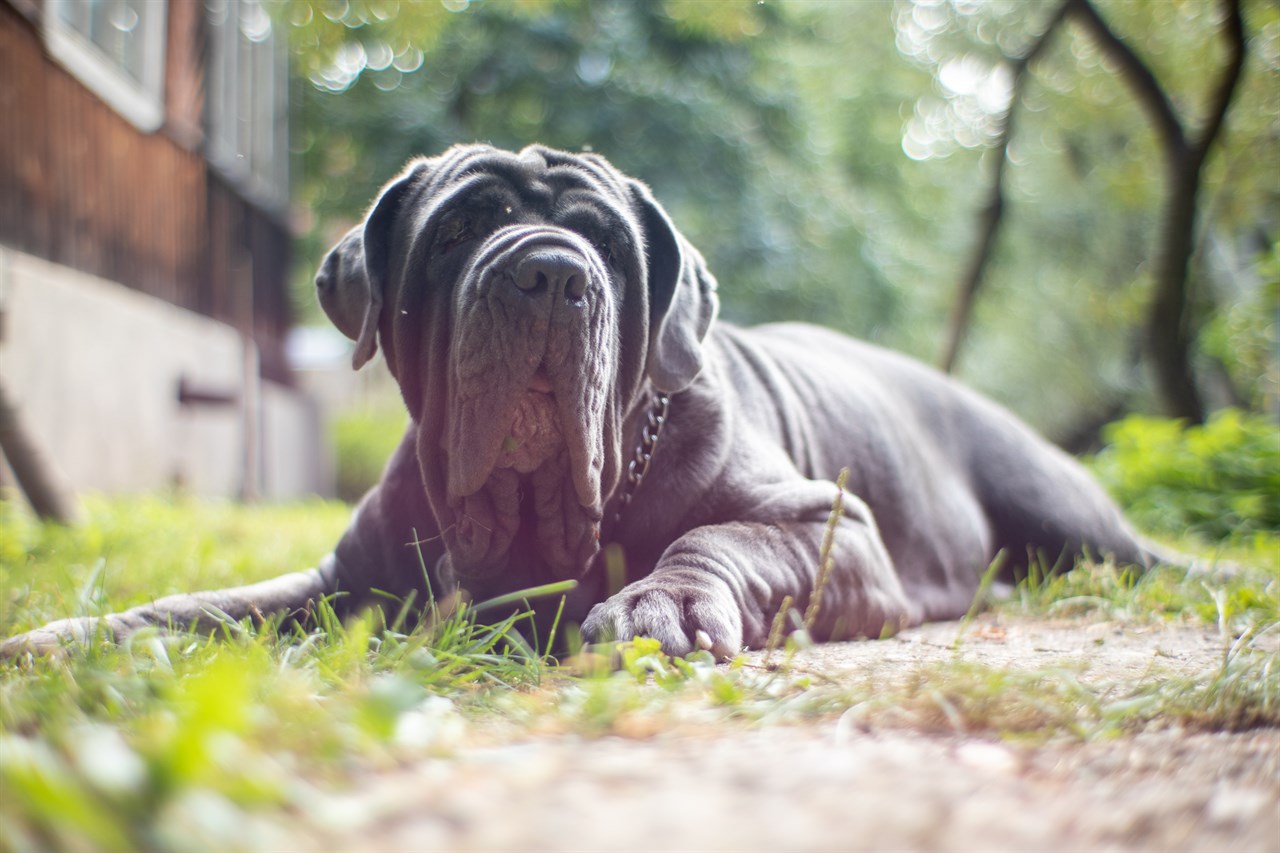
left=1090, top=410, right=1280, bottom=542
left=0, top=496, right=575, bottom=851
left=2, top=493, right=1276, bottom=850
left=1003, top=551, right=1279, bottom=637
left=804, top=468, right=849, bottom=632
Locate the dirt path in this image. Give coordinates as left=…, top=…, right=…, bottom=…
left=287, top=616, right=1279, bottom=852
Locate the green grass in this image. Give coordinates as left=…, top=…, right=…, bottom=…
left=0, top=495, right=354, bottom=634
left=1, top=493, right=1277, bottom=850
left=0, top=495, right=565, bottom=851
left=1005, top=549, right=1280, bottom=633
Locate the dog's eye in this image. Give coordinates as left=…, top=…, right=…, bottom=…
left=596, top=239, right=615, bottom=266
left=437, top=216, right=475, bottom=255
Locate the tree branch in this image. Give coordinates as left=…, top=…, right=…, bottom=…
left=1066, top=0, right=1187, bottom=159
left=939, top=2, right=1069, bottom=373
left=1192, top=0, right=1245, bottom=166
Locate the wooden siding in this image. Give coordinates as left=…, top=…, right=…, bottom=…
left=0, top=1, right=293, bottom=383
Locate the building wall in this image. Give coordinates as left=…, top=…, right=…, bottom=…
left=0, top=247, right=329, bottom=500
left=261, top=381, right=332, bottom=503
left=0, top=2, right=322, bottom=502
left=0, top=0, right=294, bottom=384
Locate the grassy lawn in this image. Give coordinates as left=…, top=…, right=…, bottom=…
left=1, top=487, right=1277, bottom=851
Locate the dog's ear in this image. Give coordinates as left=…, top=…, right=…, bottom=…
left=631, top=181, right=719, bottom=394
left=315, top=226, right=369, bottom=345
left=318, top=160, right=427, bottom=371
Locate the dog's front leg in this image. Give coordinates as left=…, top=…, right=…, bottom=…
left=0, top=560, right=339, bottom=659
left=581, top=480, right=920, bottom=659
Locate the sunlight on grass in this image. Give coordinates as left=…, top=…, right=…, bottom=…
left=1, top=495, right=353, bottom=634
left=1004, top=543, right=1279, bottom=633
left=1, top=494, right=1277, bottom=850
left=0, top=495, right=561, bottom=851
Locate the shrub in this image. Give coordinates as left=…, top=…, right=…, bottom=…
left=332, top=408, right=408, bottom=503
left=1090, top=409, right=1280, bottom=542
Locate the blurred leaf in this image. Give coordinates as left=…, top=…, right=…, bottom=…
left=284, top=0, right=1278, bottom=433
left=1092, top=409, right=1280, bottom=542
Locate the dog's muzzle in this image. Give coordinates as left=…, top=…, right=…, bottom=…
left=471, top=225, right=606, bottom=304
left=441, top=225, right=620, bottom=580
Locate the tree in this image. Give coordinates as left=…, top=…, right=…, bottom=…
left=284, top=0, right=1278, bottom=437
left=1073, top=0, right=1245, bottom=423
left=284, top=0, right=822, bottom=327
left=934, top=0, right=1250, bottom=423
left=938, top=2, right=1070, bottom=375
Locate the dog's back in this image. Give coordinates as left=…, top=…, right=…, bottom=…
left=715, top=322, right=1153, bottom=593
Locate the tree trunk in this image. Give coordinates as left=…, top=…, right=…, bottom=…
left=1147, top=163, right=1206, bottom=422
left=1066, top=0, right=1244, bottom=423
left=939, top=3, right=1069, bottom=375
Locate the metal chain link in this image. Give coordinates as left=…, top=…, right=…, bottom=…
left=612, top=393, right=670, bottom=524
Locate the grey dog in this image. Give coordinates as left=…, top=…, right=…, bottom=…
left=2, top=144, right=1166, bottom=659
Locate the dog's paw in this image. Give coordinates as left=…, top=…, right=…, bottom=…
left=580, top=580, right=743, bottom=660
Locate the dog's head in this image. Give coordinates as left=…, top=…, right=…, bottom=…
left=315, top=144, right=718, bottom=582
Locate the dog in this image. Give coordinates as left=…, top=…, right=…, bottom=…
left=1, top=144, right=1164, bottom=659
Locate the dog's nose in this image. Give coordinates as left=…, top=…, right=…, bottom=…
left=513, top=251, right=589, bottom=303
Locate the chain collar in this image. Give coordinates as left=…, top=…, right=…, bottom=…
left=612, top=393, right=670, bottom=524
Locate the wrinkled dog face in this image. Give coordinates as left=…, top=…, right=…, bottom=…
left=316, top=145, right=717, bottom=584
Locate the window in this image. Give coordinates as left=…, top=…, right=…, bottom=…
left=44, top=0, right=167, bottom=132
left=206, top=0, right=289, bottom=211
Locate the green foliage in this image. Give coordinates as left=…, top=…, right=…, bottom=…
left=285, top=0, right=1278, bottom=435
left=1008, top=555, right=1279, bottom=635
left=1200, top=236, right=1280, bottom=412
left=0, top=497, right=571, bottom=851
left=1091, top=410, right=1280, bottom=542
left=287, top=0, right=806, bottom=326
left=1137, top=627, right=1280, bottom=732
left=331, top=408, right=408, bottom=503
left=2, top=496, right=1278, bottom=848
left=0, top=605, right=555, bottom=851
left=1, top=496, right=352, bottom=633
